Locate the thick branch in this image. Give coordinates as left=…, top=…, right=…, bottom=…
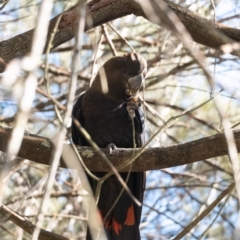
left=0, top=127, right=239, bottom=172
left=162, top=0, right=240, bottom=48
left=1, top=0, right=240, bottom=72
left=0, top=204, right=69, bottom=240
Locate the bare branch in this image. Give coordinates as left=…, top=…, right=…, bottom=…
left=0, top=204, right=69, bottom=240
left=0, top=127, right=239, bottom=172
left=1, top=0, right=240, bottom=72
left=172, top=182, right=235, bottom=240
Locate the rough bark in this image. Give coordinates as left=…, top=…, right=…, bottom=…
left=0, top=204, right=69, bottom=240
left=162, top=0, right=240, bottom=48
left=0, top=0, right=240, bottom=72
left=0, top=127, right=238, bottom=172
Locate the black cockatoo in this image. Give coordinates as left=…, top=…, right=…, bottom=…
left=72, top=53, right=147, bottom=240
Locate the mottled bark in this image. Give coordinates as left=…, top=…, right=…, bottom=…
left=0, top=127, right=238, bottom=172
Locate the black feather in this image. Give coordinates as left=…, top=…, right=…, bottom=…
left=72, top=53, right=147, bottom=240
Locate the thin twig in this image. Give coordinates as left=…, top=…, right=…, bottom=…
left=108, top=22, right=135, bottom=52
left=172, top=182, right=235, bottom=240
left=0, top=204, right=69, bottom=240
left=32, top=1, right=85, bottom=239
left=101, top=24, right=118, bottom=56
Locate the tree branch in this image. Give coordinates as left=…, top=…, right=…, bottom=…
left=0, top=204, right=69, bottom=240
left=1, top=0, right=240, bottom=72
left=162, top=0, right=240, bottom=48
left=172, top=182, right=235, bottom=240
left=0, top=127, right=239, bottom=172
